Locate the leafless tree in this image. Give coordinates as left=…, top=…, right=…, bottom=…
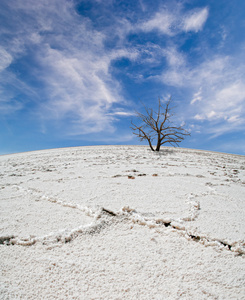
left=131, top=97, right=190, bottom=151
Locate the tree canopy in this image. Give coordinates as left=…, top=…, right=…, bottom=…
left=131, top=97, right=191, bottom=151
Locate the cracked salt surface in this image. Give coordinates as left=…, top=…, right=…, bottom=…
left=0, top=145, right=245, bottom=299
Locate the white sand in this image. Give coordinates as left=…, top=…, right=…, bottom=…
left=0, top=145, right=244, bottom=299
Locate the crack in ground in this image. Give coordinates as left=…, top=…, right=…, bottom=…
left=119, top=207, right=245, bottom=256
left=0, top=235, right=15, bottom=245
left=1, top=207, right=244, bottom=255
left=2, top=186, right=244, bottom=255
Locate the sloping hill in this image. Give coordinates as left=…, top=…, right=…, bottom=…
left=1, top=146, right=244, bottom=299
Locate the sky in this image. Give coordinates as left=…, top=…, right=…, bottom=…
left=0, top=0, right=245, bottom=155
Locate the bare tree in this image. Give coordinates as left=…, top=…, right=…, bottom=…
left=131, top=97, right=190, bottom=151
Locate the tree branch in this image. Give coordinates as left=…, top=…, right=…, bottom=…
left=131, top=97, right=190, bottom=151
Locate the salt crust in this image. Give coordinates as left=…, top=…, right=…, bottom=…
left=0, top=145, right=245, bottom=299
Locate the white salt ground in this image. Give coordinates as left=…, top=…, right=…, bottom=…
left=0, top=145, right=245, bottom=299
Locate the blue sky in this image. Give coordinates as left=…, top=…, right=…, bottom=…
left=1, top=0, right=245, bottom=155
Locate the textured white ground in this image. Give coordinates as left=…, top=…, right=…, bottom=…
left=0, top=145, right=245, bottom=299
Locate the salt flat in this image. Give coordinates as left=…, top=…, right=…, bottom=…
left=0, top=145, right=244, bottom=299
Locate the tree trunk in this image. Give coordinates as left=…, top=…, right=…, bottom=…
left=148, top=141, right=155, bottom=151
left=155, top=133, right=161, bottom=151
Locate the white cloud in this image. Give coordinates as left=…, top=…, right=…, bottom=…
left=183, top=7, right=209, bottom=32
left=193, top=81, right=245, bottom=125
left=0, top=0, right=139, bottom=134
left=163, top=47, right=185, bottom=67
left=161, top=70, right=185, bottom=87
left=157, top=48, right=245, bottom=135
left=109, top=111, right=135, bottom=117
left=207, top=110, right=217, bottom=119
left=1, top=0, right=243, bottom=143
left=192, top=81, right=245, bottom=134
left=0, top=97, right=23, bottom=114
left=194, top=114, right=204, bottom=120
left=0, top=69, right=39, bottom=115
left=194, top=80, right=245, bottom=135
left=139, top=6, right=208, bottom=36
left=38, top=40, right=140, bottom=135
left=38, top=46, right=124, bottom=134
left=139, top=0, right=146, bottom=12
left=227, top=115, right=240, bottom=123
left=0, top=47, right=12, bottom=72
left=161, top=56, right=228, bottom=89
left=191, top=88, right=202, bottom=104
left=194, top=57, right=229, bottom=85
left=141, top=11, right=175, bottom=35
left=215, top=82, right=245, bottom=108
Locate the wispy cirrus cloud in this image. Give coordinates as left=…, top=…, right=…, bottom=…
left=139, top=6, right=208, bottom=35
left=0, top=0, right=210, bottom=133
left=140, top=10, right=175, bottom=35
left=150, top=42, right=245, bottom=137
left=136, top=4, right=244, bottom=139
left=38, top=45, right=137, bottom=134
left=0, top=47, right=12, bottom=72
left=190, top=59, right=245, bottom=136
left=183, top=7, right=209, bottom=32
left=190, top=88, right=202, bottom=105
left=1, top=0, right=244, bottom=154
left=0, top=0, right=138, bottom=135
